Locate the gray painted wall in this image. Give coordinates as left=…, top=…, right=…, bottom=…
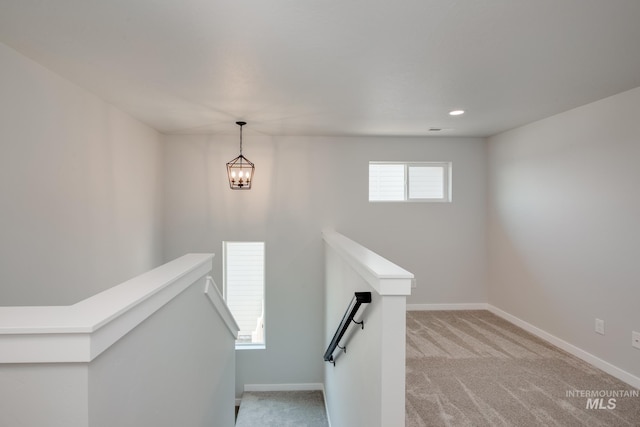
left=163, top=134, right=488, bottom=396
left=487, top=86, right=640, bottom=378
left=0, top=41, right=163, bottom=306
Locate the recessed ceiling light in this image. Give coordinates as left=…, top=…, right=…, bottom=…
left=449, top=110, right=465, bottom=116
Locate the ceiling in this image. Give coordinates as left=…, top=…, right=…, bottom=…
left=1, top=0, right=640, bottom=137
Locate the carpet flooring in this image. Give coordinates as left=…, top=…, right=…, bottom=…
left=406, top=310, right=640, bottom=426
left=235, top=390, right=329, bottom=427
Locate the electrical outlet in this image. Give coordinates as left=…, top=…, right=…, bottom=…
left=595, top=318, right=605, bottom=335
left=633, top=331, right=640, bottom=350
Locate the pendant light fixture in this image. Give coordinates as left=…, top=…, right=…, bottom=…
left=226, top=121, right=255, bottom=190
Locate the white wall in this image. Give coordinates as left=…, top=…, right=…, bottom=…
left=163, top=133, right=487, bottom=396
left=0, top=42, right=163, bottom=306
left=89, top=276, right=236, bottom=427
left=487, top=86, right=640, bottom=379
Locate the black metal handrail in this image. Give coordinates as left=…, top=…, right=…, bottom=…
left=323, top=292, right=372, bottom=365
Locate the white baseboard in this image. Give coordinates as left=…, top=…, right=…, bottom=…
left=407, top=303, right=488, bottom=311
left=243, top=383, right=324, bottom=392
left=488, top=305, right=640, bottom=390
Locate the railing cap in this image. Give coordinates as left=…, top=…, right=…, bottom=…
left=322, top=229, right=413, bottom=296
left=0, top=254, right=215, bottom=363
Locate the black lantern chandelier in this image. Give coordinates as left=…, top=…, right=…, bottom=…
left=226, top=121, right=255, bottom=190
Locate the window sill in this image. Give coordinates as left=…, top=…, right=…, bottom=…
left=369, top=199, right=451, bottom=203
left=235, top=343, right=266, bottom=351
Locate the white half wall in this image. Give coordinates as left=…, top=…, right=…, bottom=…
left=89, top=276, right=236, bottom=427
left=0, top=364, right=88, bottom=427
left=487, top=86, right=640, bottom=379
left=162, top=133, right=487, bottom=396
left=323, top=231, right=412, bottom=427
left=0, top=255, right=235, bottom=427
left=0, top=41, right=163, bottom=306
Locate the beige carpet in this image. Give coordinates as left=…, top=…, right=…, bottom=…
left=235, top=390, right=329, bottom=427
left=406, top=310, right=640, bottom=426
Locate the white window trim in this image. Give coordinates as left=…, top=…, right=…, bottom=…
left=369, top=161, right=452, bottom=202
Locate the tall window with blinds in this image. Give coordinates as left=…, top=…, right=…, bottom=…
left=223, top=241, right=265, bottom=348
left=369, top=162, right=451, bottom=202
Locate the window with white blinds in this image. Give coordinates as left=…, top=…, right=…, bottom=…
left=369, top=163, right=405, bottom=201
left=223, top=241, right=265, bottom=347
left=369, top=162, right=451, bottom=202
